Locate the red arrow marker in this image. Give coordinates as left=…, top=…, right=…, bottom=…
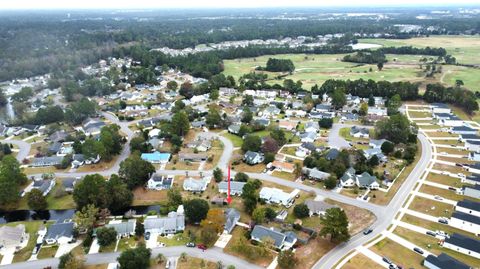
left=226, top=165, right=232, bottom=204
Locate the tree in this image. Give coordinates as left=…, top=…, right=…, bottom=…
left=264, top=207, right=276, bottom=220
left=167, top=188, right=183, bottom=208
left=184, top=199, right=210, bottom=223
left=455, top=79, right=464, bottom=87
left=58, top=252, right=84, bottom=269
left=82, top=139, right=106, bottom=160
left=74, top=204, right=99, bottom=233
left=252, top=208, right=266, bottom=223
left=241, top=181, right=258, bottom=214
left=270, top=129, right=287, bottom=145
left=213, top=168, right=224, bottom=183
left=376, top=114, right=416, bottom=144
left=359, top=102, right=368, bottom=116
left=130, top=136, right=150, bottom=153
left=209, top=89, right=219, bottom=100
left=242, top=95, right=254, bottom=106
left=387, top=94, right=401, bottom=115
left=0, top=156, right=27, bottom=206
left=377, top=62, right=384, bottom=71
left=261, top=137, right=279, bottom=154
left=27, top=189, right=47, bottom=211
left=171, top=111, right=190, bottom=137
left=206, top=108, right=222, bottom=128
left=330, top=88, right=346, bottom=110
left=179, top=82, right=194, bottom=99
left=241, top=135, right=262, bottom=152
left=73, top=174, right=110, bottom=210
left=381, top=141, right=395, bottom=155
left=106, top=175, right=133, bottom=212
left=368, top=95, right=375, bottom=106
left=96, top=227, right=117, bottom=247
left=263, top=152, right=275, bottom=164
left=368, top=155, right=379, bottom=167
left=241, top=107, right=253, bottom=123
left=167, top=81, right=178, bottom=91
left=200, top=208, right=225, bottom=234
left=234, top=172, right=249, bottom=182
left=278, top=250, right=298, bottom=269
left=117, top=244, right=151, bottom=269
left=324, top=177, right=337, bottom=190
left=319, top=208, right=350, bottom=242
left=319, top=118, right=333, bottom=129
left=293, top=203, right=309, bottom=218
left=119, top=155, right=156, bottom=189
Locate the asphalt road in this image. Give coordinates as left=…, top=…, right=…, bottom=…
left=0, top=246, right=261, bottom=269
left=5, top=139, right=31, bottom=162
left=312, top=132, right=432, bottom=269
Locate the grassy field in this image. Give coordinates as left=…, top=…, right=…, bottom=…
left=408, top=196, right=454, bottom=218
left=37, top=245, right=58, bottom=259
left=371, top=238, right=424, bottom=269
left=342, top=254, right=384, bottom=269
left=177, top=256, right=217, bottom=269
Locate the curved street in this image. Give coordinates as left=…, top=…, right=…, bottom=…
left=2, top=114, right=433, bottom=269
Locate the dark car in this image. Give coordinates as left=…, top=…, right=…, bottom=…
left=186, top=242, right=196, bottom=247
left=413, top=247, right=424, bottom=254
left=363, top=228, right=373, bottom=235
left=197, top=243, right=207, bottom=250
left=383, top=257, right=392, bottom=264
left=426, top=231, right=436, bottom=237
left=389, top=265, right=396, bottom=269
left=144, top=232, right=151, bottom=240
left=438, top=218, right=449, bottom=224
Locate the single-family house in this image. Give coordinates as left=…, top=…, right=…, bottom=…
left=218, top=181, right=246, bottom=196
left=104, top=220, right=136, bottom=238
left=341, top=113, right=359, bottom=122
left=465, top=140, right=480, bottom=152
left=269, top=160, right=295, bottom=173
left=442, top=233, right=480, bottom=259
left=250, top=225, right=297, bottom=250
left=219, top=87, right=238, bottom=97
left=350, top=126, right=369, bottom=138
left=244, top=151, right=264, bottom=165
left=340, top=168, right=357, bottom=188
left=449, top=211, right=480, bottom=235
left=456, top=199, right=480, bottom=217
left=144, top=212, right=185, bottom=235
left=315, top=104, right=331, bottom=112
left=450, top=126, right=478, bottom=135
left=141, top=152, right=171, bottom=164
left=0, top=224, right=27, bottom=249
left=299, top=142, right=320, bottom=154
left=147, top=174, right=174, bottom=190
left=299, top=132, right=317, bottom=143
left=191, top=120, right=206, bottom=129
left=431, top=103, right=452, bottom=114
left=253, top=118, right=270, bottom=127
left=224, top=208, right=240, bottom=234
left=463, top=185, right=480, bottom=199
left=305, top=200, right=336, bottom=216
left=435, top=114, right=464, bottom=127
left=48, top=131, right=68, bottom=143
left=325, top=148, right=340, bottom=160
left=304, top=121, right=320, bottom=133
left=45, top=222, right=74, bottom=245
left=423, top=253, right=470, bottom=269
left=183, top=177, right=210, bottom=192
left=368, top=107, right=387, bottom=116
left=30, top=179, right=56, bottom=196
left=186, top=139, right=212, bottom=152
left=285, top=110, right=307, bottom=118
left=259, top=187, right=299, bottom=207
left=62, top=177, right=81, bottom=193
left=30, top=156, right=63, bottom=167
left=228, top=124, right=241, bottom=134
left=80, top=118, right=106, bottom=136
left=302, top=167, right=331, bottom=181
left=179, top=153, right=208, bottom=162
left=278, top=121, right=297, bottom=131
left=148, top=129, right=161, bottom=138
left=363, top=148, right=388, bottom=163
left=356, top=172, right=380, bottom=189
left=309, top=111, right=335, bottom=119
left=369, top=139, right=387, bottom=149
left=261, top=106, right=281, bottom=118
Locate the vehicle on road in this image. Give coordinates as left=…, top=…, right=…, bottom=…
left=434, top=195, right=443, bottom=201
left=144, top=232, right=151, bottom=240
left=426, top=231, right=436, bottom=237
left=413, top=247, right=424, bottom=254
left=383, top=256, right=393, bottom=264
left=438, top=218, right=449, bottom=224
left=165, top=260, right=170, bottom=269
left=186, top=242, right=196, bottom=247
left=198, top=243, right=207, bottom=250
left=363, top=228, right=373, bottom=235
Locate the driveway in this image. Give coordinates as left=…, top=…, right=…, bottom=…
left=328, top=123, right=373, bottom=149
left=55, top=241, right=82, bottom=258
left=88, top=238, right=100, bottom=254
left=0, top=248, right=16, bottom=265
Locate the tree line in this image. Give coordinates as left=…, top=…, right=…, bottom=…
left=424, top=83, right=479, bottom=114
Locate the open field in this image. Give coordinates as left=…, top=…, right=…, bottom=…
left=371, top=238, right=424, bottom=269
left=401, top=214, right=474, bottom=238
left=408, top=196, right=454, bottom=218
left=341, top=254, right=384, bottom=269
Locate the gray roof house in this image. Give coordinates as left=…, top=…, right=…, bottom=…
left=104, top=220, right=136, bottom=237
left=350, top=126, right=369, bottom=138
left=363, top=148, right=387, bottom=162
left=325, top=148, right=340, bottom=160
left=224, top=208, right=240, bottom=234
left=462, top=185, right=480, bottom=199
left=423, top=253, right=470, bottom=269
left=183, top=177, right=210, bottom=192
left=144, top=212, right=185, bottom=235
left=251, top=225, right=297, bottom=250
left=31, top=179, right=56, bottom=196
left=178, top=153, right=208, bottom=162
left=305, top=200, right=336, bottom=216
left=62, top=178, right=81, bottom=193
left=253, top=118, right=270, bottom=127
left=30, top=156, right=63, bottom=167
left=228, top=124, right=241, bottom=134
left=304, top=121, right=320, bottom=133
left=244, top=151, right=264, bottom=165
left=0, top=224, right=27, bottom=249
left=218, top=181, right=246, bottom=196
left=356, top=172, right=380, bottom=189
left=302, top=167, right=331, bottom=181
left=443, top=233, right=480, bottom=259
left=369, top=139, right=387, bottom=149
left=45, top=222, right=74, bottom=245
left=299, top=131, right=317, bottom=143
left=81, top=118, right=106, bottom=136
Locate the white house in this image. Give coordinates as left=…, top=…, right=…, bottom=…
left=144, top=212, right=185, bottom=235
left=45, top=222, right=74, bottom=245
left=431, top=103, right=452, bottom=114
left=450, top=126, right=478, bottom=135
left=435, top=114, right=464, bottom=127
left=183, top=177, right=210, bottom=192
left=449, top=211, right=480, bottom=235
left=305, top=200, right=336, bottom=217
left=340, top=168, right=356, bottom=188
left=0, top=224, right=27, bottom=249
left=304, top=121, right=320, bottom=133
left=442, top=233, right=480, bottom=259
left=465, top=140, right=480, bottom=152
left=350, top=126, right=369, bottom=138
left=104, top=220, right=136, bottom=238
left=368, top=107, right=387, bottom=116
left=285, top=110, right=307, bottom=118
left=218, top=181, right=246, bottom=196
left=259, top=187, right=299, bottom=207
left=147, top=174, right=174, bottom=190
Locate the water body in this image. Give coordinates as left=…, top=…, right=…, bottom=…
left=0, top=205, right=161, bottom=224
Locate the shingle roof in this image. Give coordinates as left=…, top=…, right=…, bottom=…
left=452, top=211, right=480, bottom=225
left=456, top=199, right=480, bottom=211
left=424, top=253, right=470, bottom=269
left=46, top=222, right=74, bottom=240
left=251, top=225, right=286, bottom=248
left=445, top=233, right=480, bottom=254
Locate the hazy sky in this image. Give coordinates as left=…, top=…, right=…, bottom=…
left=0, top=0, right=479, bottom=10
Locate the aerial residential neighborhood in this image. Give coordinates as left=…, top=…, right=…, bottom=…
left=0, top=2, right=480, bottom=269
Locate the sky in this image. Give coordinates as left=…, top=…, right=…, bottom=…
left=0, top=0, right=479, bottom=10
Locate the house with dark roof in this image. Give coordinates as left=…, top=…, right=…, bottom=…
left=450, top=211, right=480, bottom=235
left=244, top=151, right=264, bottom=165
left=430, top=103, right=452, bottom=114
left=442, top=233, right=480, bottom=259
left=304, top=121, right=320, bottom=133
left=350, top=126, right=369, bottom=138
left=340, top=167, right=378, bottom=189
left=340, top=168, right=356, bottom=188
left=315, top=104, right=331, bottom=112
left=79, top=118, right=106, bottom=136
left=179, top=153, right=208, bottom=162
left=30, top=156, right=63, bottom=167
left=250, top=225, right=297, bottom=250
left=147, top=174, right=174, bottom=190
left=48, top=131, right=69, bottom=143
left=27, top=179, right=55, bottom=196
left=423, top=253, right=470, bottom=269
left=253, top=118, right=270, bottom=127
left=462, top=174, right=480, bottom=185
left=62, top=177, right=81, bottom=193
left=228, top=124, right=241, bottom=134
left=456, top=199, right=480, bottom=217
left=45, top=222, right=74, bottom=245
left=451, top=126, right=477, bottom=135
left=363, top=148, right=387, bottom=163
left=218, top=181, right=246, bottom=196
left=224, top=208, right=240, bottom=234
left=325, top=148, right=340, bottom=160
left=103, top=220, right=136, bottom=238
left=459, top=134, right=480, bottom=142
left=299, top=132, right=317, bottom=143
left=144, top=212, right=185, bottom=235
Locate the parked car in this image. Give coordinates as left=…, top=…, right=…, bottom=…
left=426, top=231, right=436, bottom=237
left=197, top=243, right=207, bottom=250
left=434, top=195, right=443, bottom=201
left=165, top=260, right=170, bottom=269
left=186, top=242, right=196, bottom=247
left=389, top=265, right=397, bottom=269
left=382, top=256, right=392, bottom=264
left=144, top=232, right=151, bottom=240
left=413, top=247, right=424, bottom=254
left=438, top=218, right=449, bottom=224
left=363, top=228, right=373, bottom=235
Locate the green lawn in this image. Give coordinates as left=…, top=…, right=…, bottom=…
left=222, top=133, right=243, bottom=147
left=98, top=241, right=116, bottom=253
left=157, top=233, right=190, bottom=246
left=45, top=180, right=76, bottom=209
left=371, top=238, right=424, bottom=269
left=7, top=221, right=46, bottom=263
left=37, top=245, right=58, bottom=259
left=117, top=237, right=139, bottom=252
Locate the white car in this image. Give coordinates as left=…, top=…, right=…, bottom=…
left=434, top=195, right=443, bottom=201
